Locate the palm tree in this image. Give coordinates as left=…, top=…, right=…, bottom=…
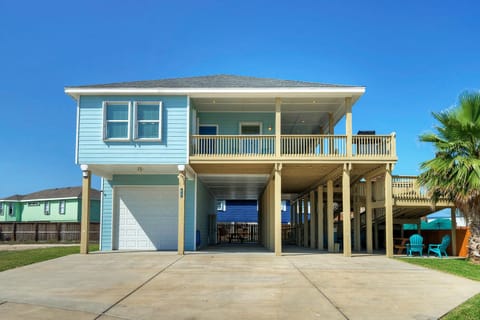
left=418, top=92, right=480, bottom=263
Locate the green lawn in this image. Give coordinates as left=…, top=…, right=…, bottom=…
left=0, top=244, right=99, bottom=272
left=398, top=257, right=480, bottom=319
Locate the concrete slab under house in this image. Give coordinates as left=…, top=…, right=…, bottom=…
left=64, top=75, right=456, bottom=257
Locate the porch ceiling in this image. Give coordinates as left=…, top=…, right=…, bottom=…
left=191, top=162, right=388, bottom=200
left=191, top=96, right=354, bottom=134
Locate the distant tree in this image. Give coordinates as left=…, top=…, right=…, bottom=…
left=418, top=92, right=480, bottom=263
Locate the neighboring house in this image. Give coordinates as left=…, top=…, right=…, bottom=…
left=0, top=187, right=101, bottom=222
left=216, top=200, right=291, bottom=224
left=65, top=75, right=454, bottom=256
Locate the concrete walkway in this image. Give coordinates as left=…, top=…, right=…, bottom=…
left=0, top=247, right=478, bottom=319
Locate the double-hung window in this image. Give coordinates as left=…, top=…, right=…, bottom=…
left=44, top=202, right=50, bottom=215
left=103, top=101, right=131, bottom=141
left=59, top=200, right=66, bottom=215
left=0, top=202, right=3, bottom=216
left=134, top=101, right=162, bottom=140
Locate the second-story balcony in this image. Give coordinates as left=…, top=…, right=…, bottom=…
left=190, top=133, right=397, bottom=161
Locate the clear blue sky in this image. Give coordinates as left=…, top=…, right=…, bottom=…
left=1, top=0, right=479, bottom=197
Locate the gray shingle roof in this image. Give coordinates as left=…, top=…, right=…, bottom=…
left=1, top=187, right=101, bottom=201
left=66, top=74, right=358, bottom=89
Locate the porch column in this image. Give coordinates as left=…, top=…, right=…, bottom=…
left=366, top=179, right=373, bottom=254
left=327, top=180, right=334, bottom=252
left=296, top=200, right=301, bottom=246
left=177, top=166, right=186, bottom=255
left=328, top=113, right=334, bottom=134
left=275, top=98, right=281, bottom=158
left=310, top=190, right=316, bottom=249
left=345, top=97, right=353, bottom=158
left=303, top=196, right=309, bottom=248
left=317, top=185, right=324, bottom=250
left=385, top=164, right=394, bottom=258
left=451, top=207, right=457, bottom=256
left=80, top=165, right=91, bottom=255
left=353, top=195, right=361, bottom=252
left=290, top=202, right=294, bottom=229
left=342, top=163, right=352, bottom=257
left=373, top=210, right=379, bottom=250
left=274, top=163, right=282, bottom=256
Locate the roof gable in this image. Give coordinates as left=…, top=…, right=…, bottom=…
left=1, top=187, right=101, bottom=201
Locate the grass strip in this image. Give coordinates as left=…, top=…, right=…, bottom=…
left=0, top=244, right=98, bottom=272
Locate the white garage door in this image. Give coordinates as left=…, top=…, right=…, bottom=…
left=116, top=186, right=178, bottom=250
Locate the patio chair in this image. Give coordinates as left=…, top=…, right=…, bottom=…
left=406, top=234, right=424, bottom=256
left=428, top=235, right=450, bottom=258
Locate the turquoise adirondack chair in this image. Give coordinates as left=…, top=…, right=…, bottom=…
left=406, top=234, right=424, bottom=256
left=428, top=235, right=451, bottom=258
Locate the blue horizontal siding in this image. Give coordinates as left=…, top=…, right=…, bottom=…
left=78, top=95, right=188, bottom=164
left=101, top=179, right=113, bottom=251
left=217, top=200, right=291, bottom=223
left=184, top=179, right=195, bottom=251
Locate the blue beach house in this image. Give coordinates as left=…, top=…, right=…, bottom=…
left=65, top=75, right=454, bottom=257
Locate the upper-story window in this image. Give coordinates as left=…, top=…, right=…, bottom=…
left=44, top=202, right=50, bottom=215
left=0, top=202, right=3, bottom=216
left=8, top=203, right=14, bottom=216
left=59, top=200, right=66, bottom=215
left=134, top=101, right=162, bottom=140
left=103, top=101, right=131, bottom=141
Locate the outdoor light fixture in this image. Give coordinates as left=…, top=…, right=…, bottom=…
left=178, top=164, right=185, bottom=171
left=80, top=164, right=89, bottom=178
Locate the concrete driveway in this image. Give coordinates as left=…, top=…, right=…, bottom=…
left=0, top=246, right=479, bottom=319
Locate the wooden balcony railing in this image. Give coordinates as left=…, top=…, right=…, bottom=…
left=190, top=134, right=396, bottom=160
left=281, top=135, right=346, bottom=157
left=392, top=176, right=428, bottom=200
left=191, top=135, right=275, bottom=158
left=352, top=135, right=395, bottom=158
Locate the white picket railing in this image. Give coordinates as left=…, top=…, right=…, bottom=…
left=191, top=134, right=396, bottom=159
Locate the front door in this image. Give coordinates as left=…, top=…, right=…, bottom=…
left=199, top=125, right=218, bottom=154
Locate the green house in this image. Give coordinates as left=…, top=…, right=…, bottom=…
left=0, top=187, right=101, bottom=222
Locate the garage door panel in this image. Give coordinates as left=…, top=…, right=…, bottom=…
left=116, top=186, right=178, bottom=251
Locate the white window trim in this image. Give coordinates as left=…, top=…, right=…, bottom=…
left=133, top=101, right=163, bottom=141
left=44, top=202, right=50, bottom=215
left=103, top=101, right=132, bottom=141
left=239, top=122, right=262, bottom=135
left=216, top=200, right=226, bottom=212
left=59, top=200, right=66, bottom=215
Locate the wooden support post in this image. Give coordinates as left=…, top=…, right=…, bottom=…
left=327, top=180, right=334, bottom=252
left=275, top=98, right=281, bottom=158
left=80, top=165, right=91, bottom=254
left=342, top=163, right=352, bottom=257
left=354, top=195, right=361, bottom=252
left=366, top=179, right=373, bottom=254
left=177, top=167, right=186, bottom=255
left=451, top=207, right=457, bottom=256
left=296, top=200, right=301, bottom=246
left=310, top=190, right=316, bottom=249
left=385, top=164, right=394, bottom=258
left=274, top=163, right=282, bottom=256
left=317, top=185, right=324, bottom=250
left=303, top=196, right=309, bottom=247
left=345, top=97, right=353, bottom=158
